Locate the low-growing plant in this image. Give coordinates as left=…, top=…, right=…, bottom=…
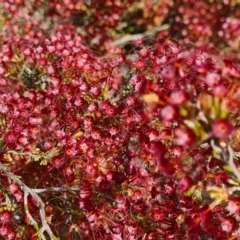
left=0, top=1, right=240, bottom=239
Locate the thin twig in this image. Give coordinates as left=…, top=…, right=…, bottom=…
left=33, top=187, right=80, bottom=193
left=227, top=145, right=240, bottom=180
left=0, top=162, right=57, bottom=240
left=228, top=186, right=240, bottom=194
left=6, top=150, right=37, bottom=158
left=228, top=232, right=240, bottom=240
left=24, top=191, right=39, bottom=229
left=210, top=140, right=240, bottom=180
left=113, top=24, right=170, bottom=46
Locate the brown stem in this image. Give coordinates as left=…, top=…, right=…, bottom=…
left=0, top=162, right=57, bottom=240
left=113, top=24, right=170, bottom=46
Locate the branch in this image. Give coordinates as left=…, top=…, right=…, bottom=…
left=210, top=140, right=240, bottom=180
left=24, top=191, right=39, bottom=231
left=113, top=24, right=170, bottom=46
left=33, top=187, right=80, bottom=193
left=227, top=186, right=240, bottom=195
left=227, top=145, right=240, bottom=180
left=228, top=232, right=240, bottom=240
left=6, top=148, right=59, bottom=164
left=0, top=162, right=58, bottom=240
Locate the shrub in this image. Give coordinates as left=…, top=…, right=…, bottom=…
left=0, top=0, right=240, bottom=239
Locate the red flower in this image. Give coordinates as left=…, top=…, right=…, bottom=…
left=175, top=127, right=195, bottom=146
left=227, top=197, right=240, bottom=216
left=151, top=141, right=175, bottom=175
left=150, top=208, right=166, bottom=222
left=0, top=211, right=11, bottom=224
left=4, top=132, right=16, bottom=143
left=212, top=119, right=233, bottom=138
left=178, top=176, right=194, bottom=193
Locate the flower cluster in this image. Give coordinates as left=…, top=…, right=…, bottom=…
left=168, top=0, right=240, bottom=51
left=0, top=1, right=240, bottom=240
left=0, top=0, right=136, bottom=52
